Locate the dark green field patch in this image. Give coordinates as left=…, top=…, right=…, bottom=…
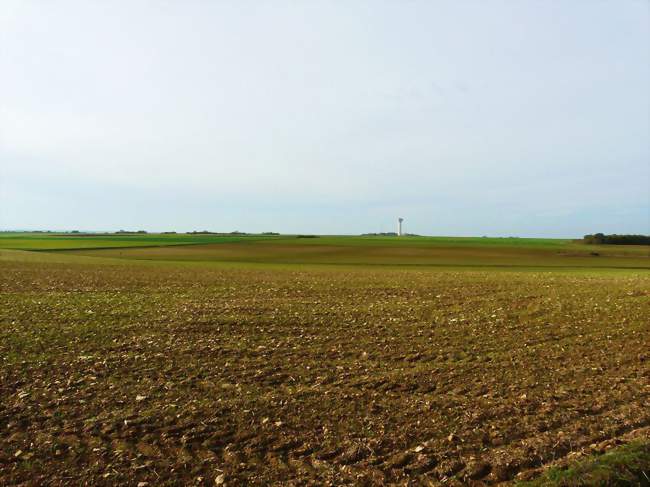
left=4, top=233, right=647, bottom=270
left=0, top=233, right=283, bottom=250
left=62, top=239, right=650, bottom=270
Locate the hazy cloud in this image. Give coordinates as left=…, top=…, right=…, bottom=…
left=1, top=0, right=648, bottom=235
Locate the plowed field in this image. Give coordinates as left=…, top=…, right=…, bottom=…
left=1, top=250, right=648, bottom=485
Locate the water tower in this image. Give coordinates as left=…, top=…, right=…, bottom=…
left=397, top=217, right=404, bottom=236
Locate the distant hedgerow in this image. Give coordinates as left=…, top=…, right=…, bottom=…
left=583, top=233, right=650, bottom=245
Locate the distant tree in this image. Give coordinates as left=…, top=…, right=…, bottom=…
left=361, top=232, right=398, bottom=236
left=583, top=233, right=650, bottom=245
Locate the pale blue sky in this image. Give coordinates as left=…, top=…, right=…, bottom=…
left=1, top=0, right=648, bottom=236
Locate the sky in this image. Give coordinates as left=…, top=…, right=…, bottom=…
left=1, top=0, right=649, bottom=237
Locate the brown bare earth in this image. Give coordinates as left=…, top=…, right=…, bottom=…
left=1, top=255, right=649, bottom=485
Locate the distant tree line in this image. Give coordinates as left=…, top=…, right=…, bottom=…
left=185, top=230, right=249, bottom=235
left=361, top=232, right=420, bottom=237
left=583, top=233, right=650, bottom=245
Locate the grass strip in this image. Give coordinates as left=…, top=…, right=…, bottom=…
left=518, top=441, right=650, bottom=486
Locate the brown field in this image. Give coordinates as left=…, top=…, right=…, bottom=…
left=1, top=248, right=649, bottom=485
